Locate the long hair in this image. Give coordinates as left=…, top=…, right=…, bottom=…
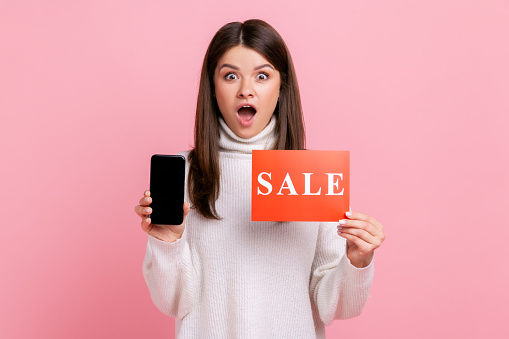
left=188, top=19, right=305, bottom=219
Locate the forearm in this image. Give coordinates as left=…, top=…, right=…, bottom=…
left=142, top=229, right=198, bottom=319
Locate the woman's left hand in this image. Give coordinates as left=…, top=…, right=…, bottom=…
left=337, top=211, right=385, bottom=268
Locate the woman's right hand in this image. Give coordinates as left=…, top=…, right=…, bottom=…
left=135, top=190, right=191, bottom=243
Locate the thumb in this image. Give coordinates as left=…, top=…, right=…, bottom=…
left=183, top=202, right=191, bottom=221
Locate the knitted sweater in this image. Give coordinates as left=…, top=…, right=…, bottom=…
left=142, top=116, right=374, bottom=338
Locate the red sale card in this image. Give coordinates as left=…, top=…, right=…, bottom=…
left=252, top=150, right=350, bottom=221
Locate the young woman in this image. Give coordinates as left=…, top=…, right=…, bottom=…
left=134, top=19, right=385, bottom=338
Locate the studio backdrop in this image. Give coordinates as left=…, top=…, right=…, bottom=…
left=1, top=1, right=508, bottom=338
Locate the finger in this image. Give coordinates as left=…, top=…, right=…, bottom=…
left=345, top=211, right=383, bottom=230
left=139, top=195, right=152, bottom=206
left=338, top=231, right=379, bottom=254
left=338, top=226, right=383, bottom=248
left=141, top=217, right=152, bottom=233
left=135, top=205, right=152, bottom=217
left=144, top=190, right=151, bottom=197
left=338, top=219, right=382, bottom=238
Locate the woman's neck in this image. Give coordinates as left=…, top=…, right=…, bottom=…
left=218, top=116, right=277, bottom=154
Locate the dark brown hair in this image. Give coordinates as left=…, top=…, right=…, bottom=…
left=188, top=19, right=305, bottom=219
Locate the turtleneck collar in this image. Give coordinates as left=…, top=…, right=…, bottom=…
left=218, top=115, right=278, bottom=154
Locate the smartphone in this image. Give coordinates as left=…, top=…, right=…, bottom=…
left=149, top=154, right=186, bottom=225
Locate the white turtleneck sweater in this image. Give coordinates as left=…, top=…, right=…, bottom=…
left=142, top=117, right=374, bottom=338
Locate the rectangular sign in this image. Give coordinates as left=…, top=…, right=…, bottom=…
left=252, top=150, right=350, bottom=222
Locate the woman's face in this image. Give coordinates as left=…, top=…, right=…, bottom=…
left=214, top=45, right=281, bottom=139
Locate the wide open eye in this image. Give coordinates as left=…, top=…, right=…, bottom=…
left=256, top=72, right=269, bottom=80
left=225, top=73, right=239, bottom=80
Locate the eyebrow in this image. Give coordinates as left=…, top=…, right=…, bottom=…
left=218, top=63, right=275, bottom=71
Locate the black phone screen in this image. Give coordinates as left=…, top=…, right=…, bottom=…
left=149, top=154, right=185, bottom=225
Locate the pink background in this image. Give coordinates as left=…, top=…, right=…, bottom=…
left=1, top=1, right=508, bottom=338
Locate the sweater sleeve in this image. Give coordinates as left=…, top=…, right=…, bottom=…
left=309, top=221, right=374, bottom=325
left=142, top=227, right=199, bottom=319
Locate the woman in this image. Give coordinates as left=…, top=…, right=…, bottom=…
left=135, top=19, right=385, bottom=338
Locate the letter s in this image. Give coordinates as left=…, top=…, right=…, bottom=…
left=257, top=172, right=272, bottom=195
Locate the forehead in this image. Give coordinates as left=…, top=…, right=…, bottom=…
left=217, top=45, right=273, bottom=69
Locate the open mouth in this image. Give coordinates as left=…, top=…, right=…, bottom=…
left=237, top=105, right=257, bottom=125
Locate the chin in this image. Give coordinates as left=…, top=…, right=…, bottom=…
left=235, top=127, right=259, bottom=139
left=236, top=131, right=255, bottom=139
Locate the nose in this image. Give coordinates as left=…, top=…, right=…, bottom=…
left=237, top=79, right=254, bottom=98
